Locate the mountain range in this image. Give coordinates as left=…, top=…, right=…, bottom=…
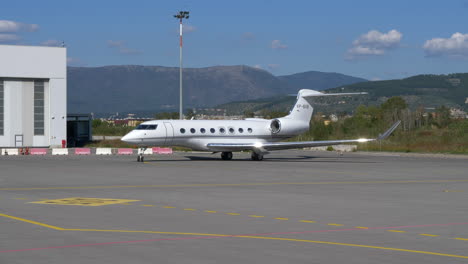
left=67, top=65, right=367, bottom=114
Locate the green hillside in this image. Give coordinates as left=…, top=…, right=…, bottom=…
left=218, top=73, right=468, bottom=115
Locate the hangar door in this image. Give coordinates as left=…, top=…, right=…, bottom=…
left=0, top=79, right=49, bottom=147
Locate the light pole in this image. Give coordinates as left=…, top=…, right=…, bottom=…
left=174, top=11, right=189, bottom=119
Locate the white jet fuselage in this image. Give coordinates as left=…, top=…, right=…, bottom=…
left=121, top=89, right=399, bottom=161
left=121, top=118, right=309, bottom=152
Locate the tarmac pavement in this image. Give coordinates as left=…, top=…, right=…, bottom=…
left=1, top=150, right=467, bottom=264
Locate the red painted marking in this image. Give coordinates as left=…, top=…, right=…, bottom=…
left=154, top=147, right=173, bottom=154
left=30, top=148, right=47, bottom=155
left=75, top=148, right=91, bottom=155
left=118, top=148, right=133, bottom=155
left=3, top=222, right=468, bottom=253
left=0, top=236, right=222, bottom=253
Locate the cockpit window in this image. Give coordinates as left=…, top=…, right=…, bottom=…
left=136, top=124, right=158, bottom=130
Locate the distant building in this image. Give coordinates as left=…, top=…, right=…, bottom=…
left=446, top=78, right=461, bottom=86
left=0, top=45, right=67, bottom=147
left=105, top=117, right=151, bottom=127
left=450, top=108, right=467, bottom=119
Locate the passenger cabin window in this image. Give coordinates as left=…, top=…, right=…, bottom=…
left=180, top=128, right=186, bottom=133
left=248, top=128, right=253, bottom=133
left=200, top=128, right=206, bottom=133
left=210, top=128, right=215, bottom=133
left=136, top=124, right=158, bottom=130
left=219, top=127, right=226, bottom=134
left=190, top=128, right=196, bottom=133
left=238, top=128, right=244, bottom=133
left=228, top=127, right=235, bottom=134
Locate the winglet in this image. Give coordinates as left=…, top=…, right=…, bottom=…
left=377, top=121, right=401, bottom=140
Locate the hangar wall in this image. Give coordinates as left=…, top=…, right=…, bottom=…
left=0, top=45, right=66, bottom=148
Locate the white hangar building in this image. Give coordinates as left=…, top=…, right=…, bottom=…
left=0, top=44, right=67, bottom=148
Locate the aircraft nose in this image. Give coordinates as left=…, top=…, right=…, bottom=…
left=121, top=132, right=134, bottom=143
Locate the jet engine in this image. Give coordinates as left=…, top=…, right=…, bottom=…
left=269, top=118, right=309, bottom=136
left=270, top=119, right=281, bottom=134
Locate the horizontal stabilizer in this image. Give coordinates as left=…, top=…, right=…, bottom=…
left=295, top=89, right=368, bottom=98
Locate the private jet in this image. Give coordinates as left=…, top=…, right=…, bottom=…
left=121, top=89, right=401, bottom=162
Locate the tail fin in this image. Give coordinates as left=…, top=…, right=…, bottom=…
left=285, top=89, right=367, bottom=123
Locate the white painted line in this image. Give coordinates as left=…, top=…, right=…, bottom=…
left=52, top=148, right=68, bottom=155
left=96, top=148, right=113, bottom=155
left=138, top=148, right=153, bottom=155
left=1, top=148, right=19, bottom=155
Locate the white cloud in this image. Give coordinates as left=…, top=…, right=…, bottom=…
left=346, top=29, right=402, bottom=59
left=107, top=40, right=142, bottom=55
left=271, top=40, right=288, bottom=49
left=119, top=48, right=142, bottom=55
left=242, top=32, right=255, bottom=41
left=67, top=57, right=85, bottom=67
left=0, top=33, right=20, bottom=42
left=423, top=32, right=468, bottom=58
left=267, top=64, right=280, bottom=70
left=0, top=20, right=38, bottom=44
left=0, top=20, right=38, bottom=33
left=253, top=64, right=262, bottom=69
left=183, top=25, right=196, bottom=33
left=108, top=40, right=124, bottom=48
left=41, top=39, right=62, bottom=47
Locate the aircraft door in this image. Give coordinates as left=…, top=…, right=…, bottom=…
left=163, top=122, right=174, bottom=146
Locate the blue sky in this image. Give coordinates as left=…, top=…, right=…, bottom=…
left=2, top=0, right=468, bottom=80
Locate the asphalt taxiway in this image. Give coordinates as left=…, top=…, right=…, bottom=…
left=1, top=150, right=467, bottom=263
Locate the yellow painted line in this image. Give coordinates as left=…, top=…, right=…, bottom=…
left=327, top=223, right=344, bottom=226
left=3, top=179, right=468, bottom=191
left=355, top=226, right=369, bottom=229
left=274, top=218, right=289, bottom=220
left=226, top=213, right=241, bottom=215
left=204, top=210, right=217, bottom=213
left=14, top=198, right=27, bottom=200
left=388, top=230, right=406, bottom=233
left=299, top=220, right=316, bottom=223
left=2, top=212, right=468, bottom=260
left=163, top=206, right=176, bottom=208
left=248, top=215, right=265, bottom=218
left=63, top=228, right=230, bottom=237
left=0, top=213, right=64, bottom=230
left=420, top=234, right=439, bottom=237
left=233, top=235, right=468, bottom=259
left=140, top=205, right=155, bottom=207
left=454, top=238, right=468, bottom=241
left=120, top=203, right=131, bottom=205
left=183, top=208, right=196, bottom=211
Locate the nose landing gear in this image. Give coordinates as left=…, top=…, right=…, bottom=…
left=137, top=155, right=144, bottom=162
left=221, top=152, right=233, bottom=160
left=137, top=147, right=147, bottom=162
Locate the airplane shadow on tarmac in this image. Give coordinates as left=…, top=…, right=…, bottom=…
left=143, top=155, right=380, bottom=164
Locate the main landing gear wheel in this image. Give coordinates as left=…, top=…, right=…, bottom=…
left=251, top=152, right=263, bottom=161
left=137, top=155, right=144, bottom=162
left=221, top=152, right=233, bottom=160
